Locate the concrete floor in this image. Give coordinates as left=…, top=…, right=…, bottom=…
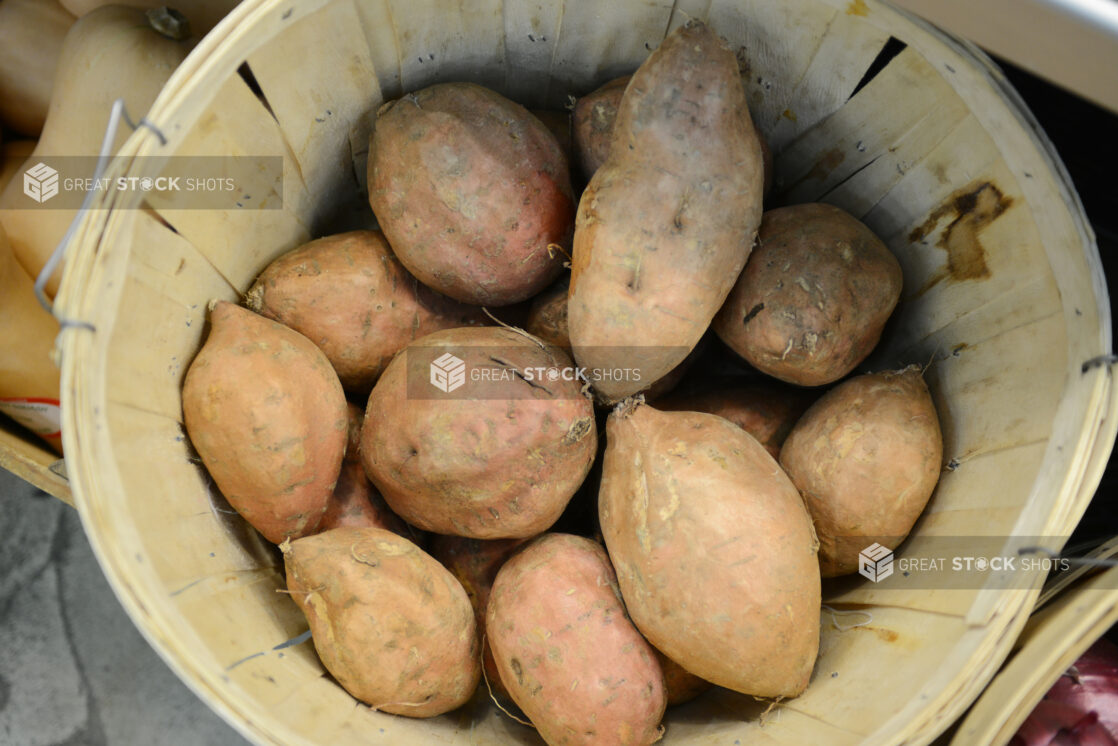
left=0, top=467, right=249, bottom=746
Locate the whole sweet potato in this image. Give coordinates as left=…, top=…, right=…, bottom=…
left=182, top=301, right=346, bottom=544
left=568, top=22, right=764, bottom=403
left=572, top=75, right=630, bottom=182
left=600, top=403, right=820, bottom=697
left=653, top=649, right=712, bottom=707
left=244, top=230, right=486, bottom=394
left=780, top=366, right=943, bottom=577
left=713, top=203, right=903, bottom=386
left=361, top=326, right=597, bottom=539
left=524, top=274, right=571, bottom=352
left=487, top=533, right=666, bottom=745
left=368, top=83, right=573, bottom=306
left=283, top=527, right=479, bottom=717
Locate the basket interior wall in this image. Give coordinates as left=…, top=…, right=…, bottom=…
left=71, top=0, right=1111, bottom=744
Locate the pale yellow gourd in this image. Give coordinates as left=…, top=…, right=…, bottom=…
left=59, top=0, right=239, bottom=35
left=0, top=5, right=192, bottom=298
left=0, top=0, right=76, bottom=136
left=0, top=141, right=38, bottom=194
left=0, top=221, right=63, bottom=455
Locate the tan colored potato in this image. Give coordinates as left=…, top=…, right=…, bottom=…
left=523, top=274, right=571, bottom=352
left=653, top=649, right=712, bottom=707
left=487, top=533, right=666, bottom=745
left=568, top=22, right=764, bottom=403
left=600, top=403, right=820, bottom=697
left=572, top=75, right=630, bottom=182
left=182, top=301, right=346, bottom=544
left=283, top=527, right=479, bottom=717
left=368, top=83, right=573, bottom=306
left=780, top=366, right=943, bottom=577
left=361, top=326, right=597, bottom=539
left=245, top=230, right=487, bottom=394
left=713, top=203, right=903, bottom=386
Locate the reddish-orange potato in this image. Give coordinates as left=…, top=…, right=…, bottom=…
left=600, top=403, right=820, bottom=698
left=653, top=649, right=712, bottom=707
left=713, top=203, right=903, bottom=386
left=780, top=366, right=943, bottom=577
left=487, top=533, right=666, bottom=745
left=523, top=274, right=571, bottom=352
left=182, top=301, right=346, bottom=544
left=284, top=527, right=479, bottom=717
left=368, top=83, right=573, bottom=306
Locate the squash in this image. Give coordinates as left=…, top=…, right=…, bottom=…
left=0, top=141, right=38, bottom=194
left=0, top=0, right=75, bottom=137
left=58, top=0, right=239, bottom=35
left=0, top=221, right=63, bottom=455
left=0, top=5, right=192, bottom=298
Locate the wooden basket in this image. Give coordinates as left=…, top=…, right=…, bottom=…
left=53, top=0, right=1118, bottom=743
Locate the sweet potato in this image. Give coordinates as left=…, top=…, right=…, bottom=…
left=653, top=649, right=712, bottom=707
left=779, top=366, right=943, bottom=577
left=487, top=533, right=666, bottom=745
left=182, top=301, right=346, bottom=544
left=713, top=203, right=902, bottom=386
left=524, top=274, right=571, bottom=352
left=572, top=75, right=630, bottom=182
left=568, top=22, right=764, bottom=403
left=244, top=230, right=487, bottom=394
left=368, top=83, right=573, bottom=306
left=655, top=378, right=816, bottom=460
left=531, top=108, right=573, bottom=163
left=361, top=326, right=597, bottom=539
left=600, top=403, right=820, bottom=697
left=283, top=527, right=479, bottom=717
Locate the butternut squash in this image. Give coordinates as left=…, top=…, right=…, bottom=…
left=0, top=5, right=192, bottom=298
left=0, top=221, right=63, bottom=454
left=58, top=0, right=239, bottom=35
left=0, top=141, right=37, bottom=194
left=0, top=0, right=76, bottom=137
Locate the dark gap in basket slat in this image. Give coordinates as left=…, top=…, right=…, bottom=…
left=849, top=37, right=907, bottom=99
left=237, top=62, right=277, bottom=120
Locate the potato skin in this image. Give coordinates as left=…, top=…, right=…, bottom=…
left=487, top=533, right=666, bottom=746
left=568, top=22, right=764, bottom=403
left=713, top=203, right=902, bottom=386
left=572, top=75, right=630, bottom=182
left=182, top=301, right=346, bottom=544
left=779, top=366, right=943, bottom=577
left=361, top=327, right=597, bottom=539
left=600, top=404, right=820, bottom=697
left=653, top=649, right=712, bottom=707
left=283, top=527, right=479, bottom=717
left=524, top=274, right=571, bottom=352
left=244, top=230, right=486, bottom=395
left=368, top=83, right=573, bottom=306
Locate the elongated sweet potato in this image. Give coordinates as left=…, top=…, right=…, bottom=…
left=368, top=83, right=573, bottom=306
left=182, top=301, right=347, bottom=544
left=283, top=527, right=479, bottom=717
left=600, top=403, right=820, bottom=697
left=487, top=533, right=666, bottom=745
left=362, top=326, right=597, bottom=539
left=244, top=230, right=487, bottom=394
left=568, top=22, right=764, bottom=403
left=780, top=366, right=943, bottom=577
left=713, top=203, right=903, bottom=386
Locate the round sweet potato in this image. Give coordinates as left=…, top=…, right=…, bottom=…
left=182, top=301, right=347, bottom=544
left=779, top=366, right=943, bottom=577
left=568, top=22, right=764, bottom=403
left=367, top=82, right=573, bottom=306
left=713, top=203, right=903, bottom=386
left=244, top=230, right=487, bottom=394
left=600, top=403, right=820, bottom=698
left=487, top=533, right=666, bottom=745
left=361, top=326, right=597, bottom=539
left=283, top=527, right=479, bottom=717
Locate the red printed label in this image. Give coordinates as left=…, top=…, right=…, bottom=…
left=0, top=398, right=62, bottom=437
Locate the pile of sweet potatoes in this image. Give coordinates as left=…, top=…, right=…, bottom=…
left=180, top=20, right=944, bottom=745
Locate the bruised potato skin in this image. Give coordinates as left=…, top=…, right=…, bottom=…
left=283, top=527, right=480, bottom=717
left=600, top=404, right=820, bottom=698
left=779, top=366, right=943, bottom=577
left=713, top=203, right=903, bottom=387
left=182, top=301, right=347, bottom=544
left=368, top=83, right=573, bottom=306
left=361, top=327, right=597, bottom=539
left=244, top=230, right=487, bottom=395
left=487, top=534, right=666, bottom=746
left=568, top=22, right=764, bottom=403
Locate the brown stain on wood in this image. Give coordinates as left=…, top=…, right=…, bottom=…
left=847, top=0, right=870, bottom=16
left=782, top=108, right=797, bottom=123
left=805, top=148, right=844, bottom=182
left=909, top=181, right=1013, bottom=293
